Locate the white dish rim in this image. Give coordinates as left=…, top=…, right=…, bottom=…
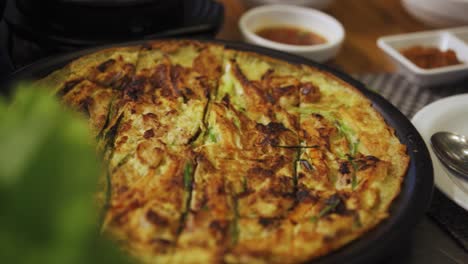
left=411, top=94, right=468, bottom=211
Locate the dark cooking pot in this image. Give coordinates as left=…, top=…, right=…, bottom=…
left=15, top=0, right=184, bottom=37
left=1, top=39, right=434, bottom=263
left=0, top=0, right=6, bottom=20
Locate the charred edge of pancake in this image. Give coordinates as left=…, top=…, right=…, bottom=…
left=56, top=78, right=84, bottom=98
left=124, top=77, right=145, bottom=101
left=170, top=65, right=185, bottom=101
left=324, top=194, right=351, bottom=217
left=187, top=127, right=202, bottom=145
left=96, top=95, right=117, bottom=140
left=97, top=59, right=116, bottom=72
left=78, top=96, right=93, bottom=118
left=104, top=112, right=124, bottom=155
left=230, top=59, right=249, bottom=87
left=272, top=145, right=319, bottom=149
left=255, top=122, right=288, bottom=135
left=258, top=217, right=281, bottom=228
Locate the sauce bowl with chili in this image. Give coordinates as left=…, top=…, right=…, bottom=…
left=239, top=4, right=344, bottom=62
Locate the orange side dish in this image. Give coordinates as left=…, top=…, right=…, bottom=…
left=400, top=46, right=463, bottom=69
left=255, top=26, right=327, bottom=46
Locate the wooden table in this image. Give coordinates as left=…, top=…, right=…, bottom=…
left=216, top=0, right=434, bottom=73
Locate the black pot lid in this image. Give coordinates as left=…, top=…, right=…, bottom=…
left=5, top=0, right=224, bottom=46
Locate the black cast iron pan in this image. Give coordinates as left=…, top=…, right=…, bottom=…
left=1, top=39, right=434, bottom=264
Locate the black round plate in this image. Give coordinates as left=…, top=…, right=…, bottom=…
left=2, top=39, right=434, bottom=264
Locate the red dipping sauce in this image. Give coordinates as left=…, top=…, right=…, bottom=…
left=255, top=26, right=327, bottom=46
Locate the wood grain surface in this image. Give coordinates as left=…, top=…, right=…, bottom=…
left=216, top=0, right=434, bottom=73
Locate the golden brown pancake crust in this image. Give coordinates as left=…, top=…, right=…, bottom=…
left=36, top=40, right=409, bottom=264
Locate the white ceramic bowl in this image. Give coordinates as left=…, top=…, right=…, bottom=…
left=239, top=5, right=344, bottom=62
left=243, top=0, right=335, bottom=10
left=402, top=0, right=468, bottom=28
left=377, top=28, right=468, bottom=87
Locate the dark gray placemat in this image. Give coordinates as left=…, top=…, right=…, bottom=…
left=354, top=73, right=468, bottom=252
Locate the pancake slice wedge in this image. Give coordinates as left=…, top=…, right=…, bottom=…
left=35, top=77, right=119, bottom=136
left=103, top=144, right=195, bottom=263
left=216, top=51, right=301, bottom=133
left=202, top=101, right=298, bottom=155
left=172, top=154, right=234, bottom=264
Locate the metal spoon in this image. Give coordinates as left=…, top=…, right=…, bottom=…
left=431, top=131, right=468, bottom=181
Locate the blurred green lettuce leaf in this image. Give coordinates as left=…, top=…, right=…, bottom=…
left=0, top=85, right=130, bottom=264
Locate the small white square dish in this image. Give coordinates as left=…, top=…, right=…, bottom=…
left=377, top=27, right=468, bottom=87
left=452, top=27, right=468, bottom=44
